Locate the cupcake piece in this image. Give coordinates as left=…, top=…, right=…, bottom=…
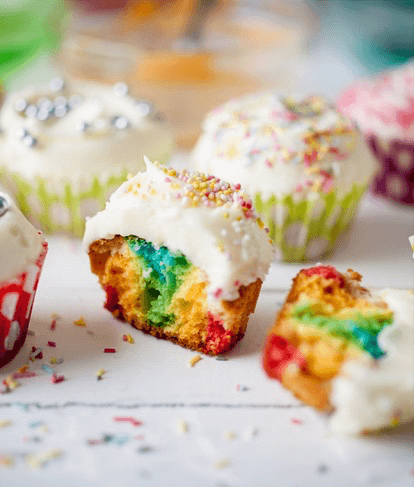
left=0, top=193, right=47, bottom=368
left=0, top=78, right=174, bottom=236
left=338, top=62, right=414, bottom=206
left=262, top=265, right=414, bottom=434
left=83, top=157, right=273, bottom=355
left=192, top=92, right=378, bottom=262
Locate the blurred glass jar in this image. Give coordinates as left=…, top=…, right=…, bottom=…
left=60, top=0, right=310, bottom=148
left=0, top=0, right=67, bottom=89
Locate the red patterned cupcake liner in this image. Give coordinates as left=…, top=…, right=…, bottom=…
left=365, top=135, right=414, bottom=206
left=0, top=241, right=48, bottom=367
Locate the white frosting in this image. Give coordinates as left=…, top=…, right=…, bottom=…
left=330, top=288, right=414, bottom=434
left=0, top=192, right=44, bottom=281
left=83, top=158, right=274, bottom=302
left=192, top=92, right=378, bottom=200
left=0, top=81, right=174, bottom=187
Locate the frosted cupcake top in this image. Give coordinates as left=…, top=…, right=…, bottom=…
left=192, top=92, right=377, bottom=199
left=83, top=158, right=274, bottom=301
left=0, top=192, right=44, bottom=281
left=0, top=78, right=174, bottom=181
left=330, top=288, right=414, bottom=434
left=338, top=62, right=414, bottom=139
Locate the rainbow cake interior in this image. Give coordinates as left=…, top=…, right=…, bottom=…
left=263, top=266, right=393, bottom=411
left=89, top=235, right=262, bottom=355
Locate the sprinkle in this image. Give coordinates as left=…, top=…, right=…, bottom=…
left=38, top=425, right=49, bottom=434
left=0, top=455, right=14, bottom=467
left=17, top=364, right=29, bottom=374
left=187, top=355, right=202, bottom=368
left=29, top=421, right=43, bottom=428
left=42, top=364, right=55, bottom=375
left=113, top=81, right=129, bottom=97
left=213, top=288, right=223, bottom=299
left=235, top=384, right=249, bottom=392
left=49, top=77, right=65, bottom=92
left=215, top=356, right=228, bottom=361
left=0, top=419, right=12, bottom=428
left=87, top=439, right=102, bottom=446
left=135, top=434, right=144, bottom=440
left=12, top=371, right=36, bottom=379
left=50, top=357, right=64, bottom=365
left=122, top=333, right=135, bottom=344
left=104, top=348, right=116, bottom=353
left=3, top=376, right=19, bottom=390
left=213, top=458, right=231, bottom=470
left=113, top=417, right=143, bottom=427
left=29, top=346, right=43, bottom=361
left=50, top=319, right=57, bottom=330
left=47, top=341, right=56, bottom=348
left=51, top=374, right=64, bottom=384
left=74, top=317, right=86, bottom=327
left=137, top=446, right=153, bottom=453
left=104, top=434, right=130, bottom=446
left=222, top=431, right=237, bottom=441
left=26, top=449, right=63, bottom=469
left=291, top=418, right=303, bottom=425
left=96, top=369, right=105, bottom=380
left=175, top=420, right=189, bottom=434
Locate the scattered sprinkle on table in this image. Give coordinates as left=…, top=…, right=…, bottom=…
left=47, top=341, right=56, bottom=348
left=222, top=431, right=237, bottom=441
left=42, top=364, right=55, bottom=375
left=113, top=416, right=142, bottom=427
left=104, top=348, right=116, bottom=353
left=96, top=369, right=105, bottom=380
left=213, top=458, right=231, bottom=470
left=122, top=333, right=135, bottom=344
left=137, top=446, right=153, bottom=454
left=175, top=420, right=189, bottom=434
left=187, top=355, right=202, bottom=368
left=51, top=374, right=65, bottom=384
left=291, top=418, right=303, bottom=425
left=74, top=317, right=86, bottom=327
left=215, top=356, right=228, bottom=361
left=26, top=449, right=63, bottom=469
left=235, top=384, right=249, bottom=392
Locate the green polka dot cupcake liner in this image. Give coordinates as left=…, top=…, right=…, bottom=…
left=254, top=184, right=367, bottom=262
left=0, top=168, right=130, bottom=237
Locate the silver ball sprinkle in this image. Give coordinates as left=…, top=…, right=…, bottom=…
left=54, top=104, right=67, bottom=118
left=36, top=108, right=50, bottom=121
left=75, top=120, right=90, bottom=133
left=68, top=94, right=82, bottom=109
left=14, top=98, right=28, bottom=113
left=25, top=105, right=38, bottom=118
left=54, top=95, right=67, bottom=108
left=49, top=77, right=65, bottom=92
left=135, top=100, right=153, bottom=118
left=22, top=134, right=37, bottom=148
left=112, top=116, right=129, bottom=130
left=113, top=82, right=129, bottom=97
left=37, top=97, right=54, bottom=112
left=16, top=127, right=29, bottom=139
left=0, top=195, right=9, bottom=217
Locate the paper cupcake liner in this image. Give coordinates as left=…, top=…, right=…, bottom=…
left=0, top=168, right=130, bottom=237
left=0, top=241, right=48, bottom=367
left=254, top=184, right=367, bottom=262
left=366, top=135, right=414, bottom=206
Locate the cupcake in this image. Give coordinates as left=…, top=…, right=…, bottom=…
left=192, top=92, right=378, bottom=262
left=0, top=78, right=174, bottom=237
left=83, top=157, right=273, bottom=355
left=0, top=192, right=47, bottom=367
left=262, top=265, right=414, bottom=434
left=338, top=62, right=414, bottom=206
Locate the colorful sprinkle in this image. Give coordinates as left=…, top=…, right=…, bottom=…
left=113, top=417, right=142, bottom=427
left=122, top=333, right=135, bottom=344
left=187, top=355, right=202, bottom=368
left=51, top=374, right=64, bottom=384
left=74, top=317, right=86, bottom=327
left=47, top=341, right=56, bottom=348
left=104, top=348, right=116, bottom=353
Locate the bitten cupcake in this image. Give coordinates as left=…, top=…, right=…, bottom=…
left=0, top=78, right=174, bottom=236
left=192, top=92, right=378, bottom=262
left=83, top=157, right=273, bottom=355
left=262, top=265, right=414, bottom=434
left=0, top=192, right=47, bottom=367
left=338, top=62, right=414, bottom=206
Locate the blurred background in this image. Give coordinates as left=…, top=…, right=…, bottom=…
left=1, top=0, right=414, bottom=147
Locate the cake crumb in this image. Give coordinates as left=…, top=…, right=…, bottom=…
left=213, top=458, right=231, bottom=470
left=26, top=449, right=63, bottom=469
left=0, top=455, right=14, bottom=467
left=74, top=317, right=86, bottom=327
left=188, top=355, right=202, bottom=367
left=175, top=420, right=189, bottom=434
left=0, top=419, right=12, bottom=428
left=96, top=369, right=105, bottom=380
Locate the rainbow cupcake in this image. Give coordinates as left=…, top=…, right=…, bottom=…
left=0, top=192, right=47, bottom=368
left=0, top=78, right=174, bottom=236
left=192, top=92, right=378, bottom=262
left=338, top=62, right=414, bottom=206
left=83, top=157, right=273, bottom=355
left=262, top=265, right=414, bottom=434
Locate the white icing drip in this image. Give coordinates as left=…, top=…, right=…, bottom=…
left=83, top=158, right=274, bottom=302
left=0, top=82, right=174, bottom=185
left=0, top=192, right=44, bottom=281
left=330, top=289, right=414, bottom=434
left=192, top=92, right=378, bottom=200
